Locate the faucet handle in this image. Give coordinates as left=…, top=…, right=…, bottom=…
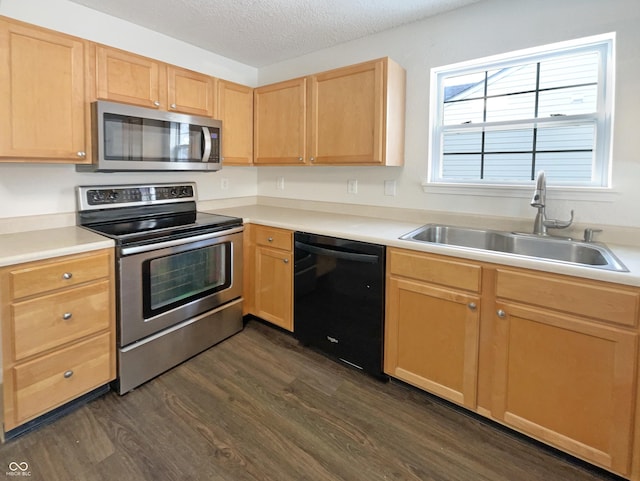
left=543, top=209, right=574, bottom=229
left=583, top=228, right=603, bottom=242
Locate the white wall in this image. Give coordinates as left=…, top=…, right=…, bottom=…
left=0, top=0, right=258, bottom=219
left=257, top=0, right=640, bottom=229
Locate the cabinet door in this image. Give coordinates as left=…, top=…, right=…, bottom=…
left=167, top=66, right=214, bottom=117
left=385, top=277, right=480, bottom=408
left=95, top=46, right=164, bottom=108
left=254, top=246, right=293, bottom=331
left=492, top=302, right=637, bottom=474
left=254, top=77, right=307, bottom=165
left=217, top=80, right=254, bottom=165
left=0, top=20, right=87, bottom=162
left=309, top=59, right=383, bottom=165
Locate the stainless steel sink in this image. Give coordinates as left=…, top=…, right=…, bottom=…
left=400, top=224, right=628, bottom=272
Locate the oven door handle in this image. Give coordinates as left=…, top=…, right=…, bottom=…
left=294, top=241, right=380, bottom=264
left=121, top=226, right=244, bottom=255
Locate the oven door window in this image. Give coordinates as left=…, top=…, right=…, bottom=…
left=143, top=242, right=231, bottom=318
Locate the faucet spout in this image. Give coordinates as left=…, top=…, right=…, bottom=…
left=530, top=170, right=546, bottom=208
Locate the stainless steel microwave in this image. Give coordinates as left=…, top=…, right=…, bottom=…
left=77, top=101, right=222, bottom=172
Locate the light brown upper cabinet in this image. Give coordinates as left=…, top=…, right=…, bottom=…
left=254, top=77, right=307, bottom=165
left=253, top=57, right=405, bottom=166
left=0, top=18, right=90, bottom=163
left=95, top=46, right=215, bottom=117
left=216, top=80, right=254, bottom=165
left=310, top=58, right=405, bottom=165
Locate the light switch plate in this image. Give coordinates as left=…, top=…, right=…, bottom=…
left=384, top=180, right=396, bottom=196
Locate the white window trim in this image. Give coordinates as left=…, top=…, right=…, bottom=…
left=427, top=32, right=616, bottom=189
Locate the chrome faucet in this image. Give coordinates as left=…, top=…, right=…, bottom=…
left=530, top=170, right=574, bottom=235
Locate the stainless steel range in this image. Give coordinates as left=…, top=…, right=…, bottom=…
left=76, top=182, right=243, bottom=394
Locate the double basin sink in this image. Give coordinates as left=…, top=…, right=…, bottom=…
left=400, top=224, right=628, bottom=272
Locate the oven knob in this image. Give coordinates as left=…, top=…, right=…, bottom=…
left=108, top=190, right=119, bottom=201
left=180, top=187, right=190, bottom=197
left=170, top=188, right=179, bottom=197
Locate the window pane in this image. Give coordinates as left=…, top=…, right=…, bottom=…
left=484, top=129, right=533, bottom=152
left=443, top=98, right=484, bottom=125
left=442, top=154, right=482, bottom=179
left=539, top=52, right=599, bottom=89
left=536, top=152, right=594, bottom=182
left=484, top=153, right=533, bottom=181
left=486, top=64, right=537, bottom=96
left=486, top=93, right=536, bottom=122
left=443, top=72, right=485, bottom=101
left=537, top=124, right=595, bottom=151
left=443, top=131, right=482, bottom=153
left=538, top=85, right=598, bottom=117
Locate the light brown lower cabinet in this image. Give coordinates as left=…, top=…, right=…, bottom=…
left=385, top=247, right=640, bottom=478
left=1, top=249, right=116, bottom=432
left=243, top=224, right=293, bottom=331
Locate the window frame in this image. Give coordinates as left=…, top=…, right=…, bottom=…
left=427, top=33, right=616, bottom=188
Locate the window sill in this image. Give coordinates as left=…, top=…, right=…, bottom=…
left=421, top=181, right=620, bottom=202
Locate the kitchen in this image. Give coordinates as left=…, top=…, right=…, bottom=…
left=0, top=0, right=639, bottom=479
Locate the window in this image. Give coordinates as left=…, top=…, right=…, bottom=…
left=428, top=34, right=615, bottom=187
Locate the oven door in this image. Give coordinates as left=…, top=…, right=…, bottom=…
left=118, top=227, right=243, bottom=346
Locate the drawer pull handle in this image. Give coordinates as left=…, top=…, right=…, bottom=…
left=63, top=370, right=74, bottom=379
left=62, top=272, right=73, bottom=280
left=497, top=309, right=506, bottom=318
left=62, top=312, right=73, bottom=320
left=468, top=302, right=477, bottom=310
left=268, top=237, right=273, bottom=242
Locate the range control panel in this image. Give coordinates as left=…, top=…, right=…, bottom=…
left=77, top=183, right=196, bottom=210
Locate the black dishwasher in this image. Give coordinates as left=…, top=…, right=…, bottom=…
left=294, top=232, right=387, bottom=380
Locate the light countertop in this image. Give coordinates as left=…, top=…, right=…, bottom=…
left=0, top=226, right=114, bottom=267
left=211, top=204, right=640, bottom=288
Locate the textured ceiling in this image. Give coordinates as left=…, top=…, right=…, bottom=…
left=69, top=0, right=481, bottom=67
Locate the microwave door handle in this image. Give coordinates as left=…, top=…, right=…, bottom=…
left=201, top=126, right=212, bottom=162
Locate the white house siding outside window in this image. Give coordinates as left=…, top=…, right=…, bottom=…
left=428, top=34, right=615, bottom=188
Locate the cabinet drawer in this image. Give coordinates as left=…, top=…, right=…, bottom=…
left=13, top=332, right=112, bottom=425
left=11, top=280, right=111, bottom=360
left=10, top=251, right=111, bottom=299
left=496, top=269, right=639, bottom=327
left=388, top=248, right=481, bottom=293
left=253, top=225, right=292, bottom=251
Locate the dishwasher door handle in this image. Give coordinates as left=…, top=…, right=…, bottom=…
left=295, top=241, right=380, bottom=263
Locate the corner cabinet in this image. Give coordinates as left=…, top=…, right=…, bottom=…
left=0, top=18, right=90, bottom=163
left=254, top=57, right=406, bottom=166
left=385, top=249, right=481, bottom=408
left=0, top=249, right=116, bottom=432
left=243, top=225, right=294, bottom=331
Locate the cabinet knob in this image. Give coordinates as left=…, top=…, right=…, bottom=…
left=283, top=258, right=289, bottom=264
left=298, top=157, right=304, bottom=161
left=76, top=151, right=86, bottom=157
left=170, top=103, right=177, bottom=109
left=497, top=309, right=506, bottom=318
left=267, top=237, right=273, bottom=242
left=62, top=272, right=73, bottom=280
left=468, top=302, right=477, bottom=310
left=153, top=100, right=160, bottom=107
left=310, top=157, right=315, bottom=162
left=62, top=312, right=73, bottom=320
left=63, top=370, right=74, bottom=379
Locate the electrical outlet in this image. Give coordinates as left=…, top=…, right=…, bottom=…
left=220, top=178, right=229, bottom=190
left=347, top=179, right=358, bottom=194
left=276, top=177, right=285, bottom=190
left=384, top=180, right=396, bottom=196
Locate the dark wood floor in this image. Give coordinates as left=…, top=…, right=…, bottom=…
left=0, top=319, right=622, bottom=481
